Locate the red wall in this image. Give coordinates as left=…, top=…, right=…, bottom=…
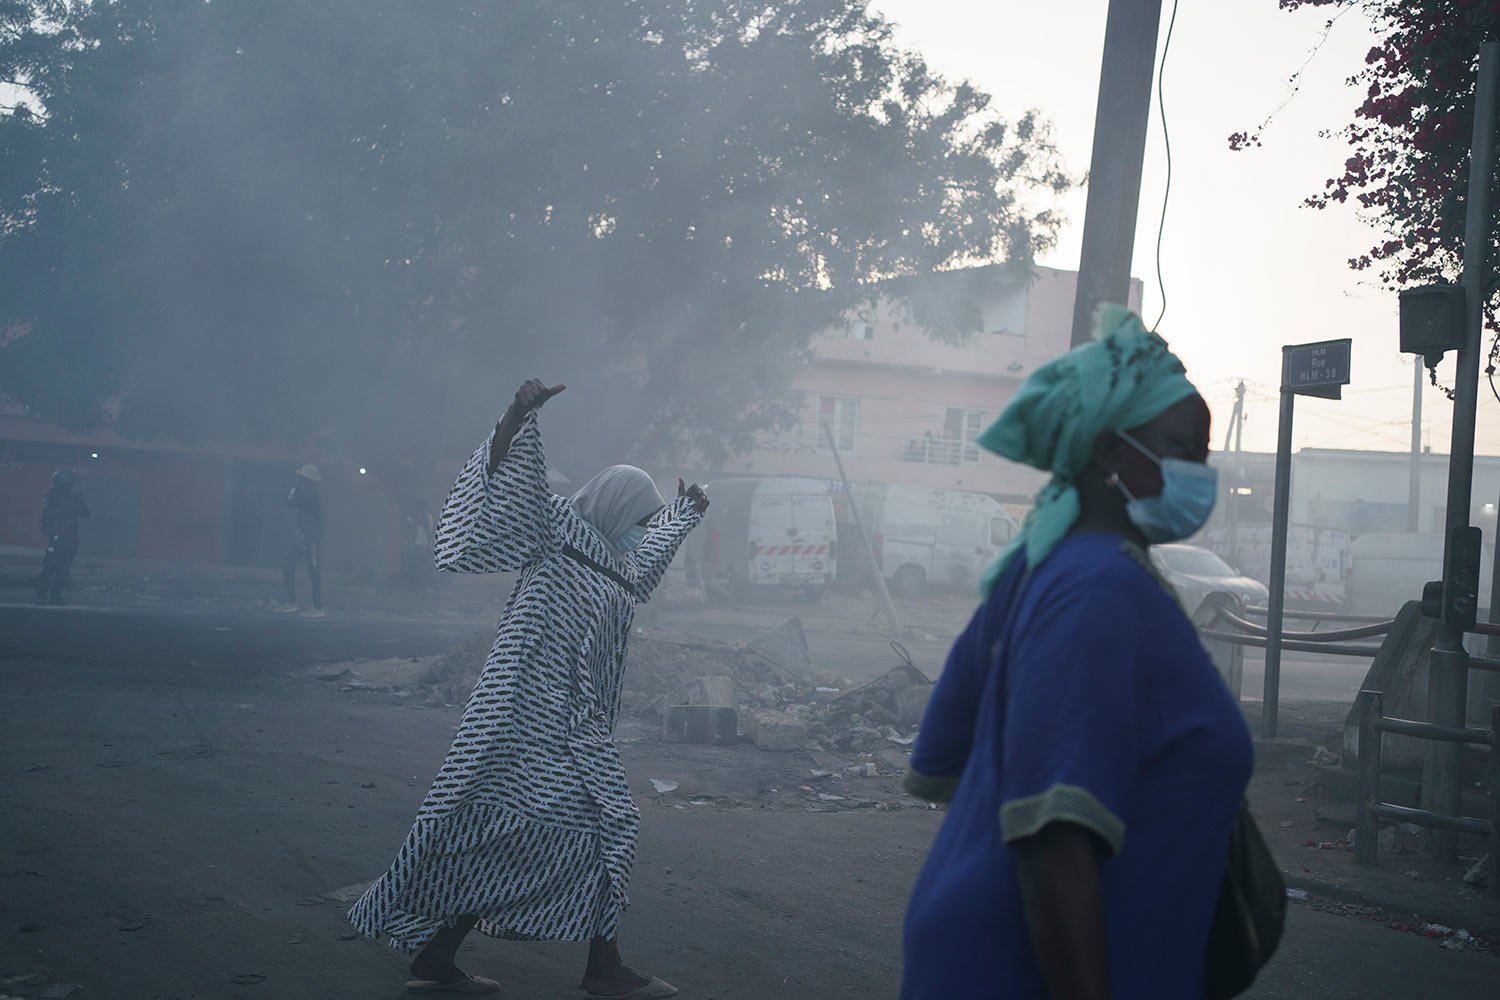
left=134, top=453, right=227, bottom=562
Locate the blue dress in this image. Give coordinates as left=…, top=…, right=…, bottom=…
left=902, top=533, right=1253, bottom=999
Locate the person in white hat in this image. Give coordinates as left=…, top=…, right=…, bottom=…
left=273, top=463, right=324, bottom=616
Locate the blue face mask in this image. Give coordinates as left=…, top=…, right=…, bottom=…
left=1112, top=431, right=1218, bottom=543
left=615, top=525, right=648, bottom=552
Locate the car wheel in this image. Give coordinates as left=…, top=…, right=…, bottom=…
left=891, top=565, right=926, bottom=599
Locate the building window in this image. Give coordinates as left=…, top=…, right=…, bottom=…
left=983, top=289, right=1028, bottom=336
left=903, top=409, right=986, bottom=465
left=846, top=319, right=874, bottom=341
left=818, top=396, right=859, bottom=454
left=945, top=408, right=984, bottom=463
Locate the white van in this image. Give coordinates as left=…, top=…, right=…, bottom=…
left=694, top=478, right=837, bottom=595
left=835, top=484, right=1019, bottom=597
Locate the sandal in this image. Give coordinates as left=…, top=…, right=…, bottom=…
left=405, top=973, right=502, bottom=994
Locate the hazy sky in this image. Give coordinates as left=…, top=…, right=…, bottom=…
left=873, top=0, right=1500, bottom=459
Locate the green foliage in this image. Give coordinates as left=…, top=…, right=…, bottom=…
left=0, top=0, right=1072, bottom=479
left=1236, top=0, right=1499, bottom=326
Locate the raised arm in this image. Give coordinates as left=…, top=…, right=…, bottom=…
left=624, top=482, right=708, bottom=598
left=433, top=379, right=566, bottom=573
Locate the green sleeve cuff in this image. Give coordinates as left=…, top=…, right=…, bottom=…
left=1000, top=783, right=1126, bottom=856
left=902, top=769, right=961, bottom=803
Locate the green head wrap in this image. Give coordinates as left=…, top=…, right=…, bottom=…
left=978, top=303, right=1198, bottom=595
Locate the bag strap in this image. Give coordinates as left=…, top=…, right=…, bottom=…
left=561, top=543, right=634, bottom=591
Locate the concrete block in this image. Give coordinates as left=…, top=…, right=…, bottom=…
left=663, top=705, right=738, bottom=746
left=748, top=709, right=809, bottom=751
left=667, top=675, right=736, bottom=708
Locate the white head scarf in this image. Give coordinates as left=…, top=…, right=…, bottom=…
left=569, top=465, right=665, bottom=548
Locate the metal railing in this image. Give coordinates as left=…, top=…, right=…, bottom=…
left=1353, top=689, right=1499, bottom=899
left=1205, top=604, right=1500, bottom=668
left=1200, top=604, right=1392, bottom=659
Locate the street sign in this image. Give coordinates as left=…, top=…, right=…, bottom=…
left=1282, top=338, right=1353, bottom=399
left=1263, top=336, right=1353, bottom=738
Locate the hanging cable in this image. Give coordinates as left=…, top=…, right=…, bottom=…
left=1149, top=0, right=1181, bottom=332
left=1487, top=329, right=1499, bottom=405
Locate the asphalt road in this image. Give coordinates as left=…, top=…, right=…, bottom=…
left=1, top=603, right=1495, bottom=999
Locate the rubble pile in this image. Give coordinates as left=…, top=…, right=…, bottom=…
left=415, top=621, right=936, bottom=760
left=639, top=629, right=934, bottom=757
left=414, top=626, right=817, bottom=715
left=417, top=628, right=496, bottom=706
left=618, top=636, right=784, bottom=718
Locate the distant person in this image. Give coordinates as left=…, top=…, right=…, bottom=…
left=350, top=378, right=708, bottom=998
left=274, top=464, right=324, bottom=617
left=901, top=306, right=1255, bottom=998
left=400, top=507, right=438, bottom=587
left=34, top=468, right=89, bottom=606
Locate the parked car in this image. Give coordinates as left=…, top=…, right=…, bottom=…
left=1148, top=543, right=1269, bottom=620
left=1205, top=523, right=1350, bottom=609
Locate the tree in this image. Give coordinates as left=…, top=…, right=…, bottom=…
left=1232, top=1, right=1499, bottom=333
left=0, top=1, right=1072, bottom=490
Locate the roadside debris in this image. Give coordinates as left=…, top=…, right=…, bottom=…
left=1310, top=745, right=1340, bottom=768
left=832, top=643, right=933, bottom=727
left=1376, top=822, right=1423, bottom=856
left=649, top=778, right=679, bottom=795
left=662, top=676, right=738, bottom=745
left=743, top=617, right=814, bottom=681
left=347, top=621, right=935, bottom=781
left=663, top=704, right=738, bottom=745
left=748, top=709, right=810, bottom=751
left=319, top=882, right=370, bottom=904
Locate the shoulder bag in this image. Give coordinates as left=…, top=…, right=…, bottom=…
left=1203, top=800, right=1287, bottom=999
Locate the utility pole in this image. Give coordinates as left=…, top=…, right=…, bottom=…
left=821, top=420, right=902, bottom=634
left=1225, top=381, right=1246, bottom=560
left=1409, top=358, right=1423, bottom=533
left=1423, top=41, right=1499, bottom=862
left=1070, top=0, right=1165, bottom=346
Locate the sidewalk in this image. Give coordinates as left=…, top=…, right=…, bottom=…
left=1242, top=700, right=1500, bottom=949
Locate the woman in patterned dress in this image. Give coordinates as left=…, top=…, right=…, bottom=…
left=350, top=378, right=707, bottom=998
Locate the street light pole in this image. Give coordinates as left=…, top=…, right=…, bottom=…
left=1263, top=362, right=1296, bottom=740
left=1423, top=41, right=1499, bottom=862
left=1409, top=359, right=1423, bottom=533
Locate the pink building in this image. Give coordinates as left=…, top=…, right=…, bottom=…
left=720, top=265, right=1143, bottom=505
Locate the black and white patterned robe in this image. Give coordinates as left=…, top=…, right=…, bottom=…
left=349, top=412, right=703, bottom=951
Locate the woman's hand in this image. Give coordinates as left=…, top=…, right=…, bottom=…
left=678, top=478, right=710, bottom=514
left=510, top=378, right=566, bottom=416
left=489, top=378, right=564, bottom=475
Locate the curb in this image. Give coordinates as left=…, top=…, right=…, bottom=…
left=1282, top=865, right=1500, bottom=941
